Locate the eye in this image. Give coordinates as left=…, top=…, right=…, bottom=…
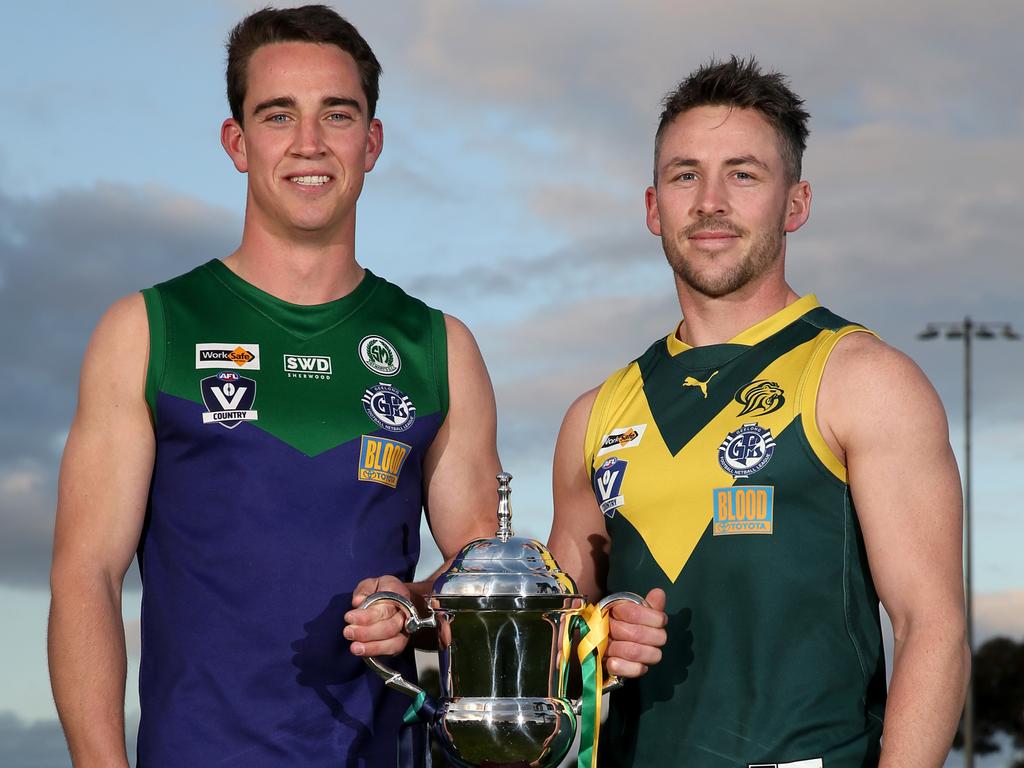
left=266, top=113, right=290, bottom=124
left=326, top=112, right=354, bottom=123
left=733, top=170, right=756, bottom=182
left=675, top=171, right=697, bottom=182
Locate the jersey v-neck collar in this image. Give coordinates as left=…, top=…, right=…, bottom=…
left=204, top=258, right=380, bottom=341
left=665, top=294, right=820, bottom=358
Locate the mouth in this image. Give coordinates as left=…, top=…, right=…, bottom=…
left=286, top=174, right=334, bottom=187
left=689, top=230, right=740, bottom=241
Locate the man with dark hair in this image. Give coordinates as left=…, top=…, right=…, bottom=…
left=48, top=6, right=499, bottom=766
left=549, top=56, right=969, bottom=767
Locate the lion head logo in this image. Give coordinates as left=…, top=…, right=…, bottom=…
left=734, top=380, right=785, bottom=417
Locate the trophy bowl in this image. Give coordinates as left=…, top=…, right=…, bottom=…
left=360, top=473, right=644, bottom=768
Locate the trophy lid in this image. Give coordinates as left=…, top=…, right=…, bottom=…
left=431, top=473, right=580, bottom=598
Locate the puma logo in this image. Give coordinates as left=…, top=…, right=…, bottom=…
left=683, top=371, right=718, bottom=398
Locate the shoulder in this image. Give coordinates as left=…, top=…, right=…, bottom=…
left=441, top=313, right=485, bottom=365
left=819, top=331, right=947, bottom=454
left=825, top=331, right=934, bottom=398
left=561, top=386, right=601, bottom=435
left=89, top=293, right=149, bottom=355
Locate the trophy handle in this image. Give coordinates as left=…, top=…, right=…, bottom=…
left=358, top=591, right=437, bottom=699
left=595, top=591, right=648, bottom=693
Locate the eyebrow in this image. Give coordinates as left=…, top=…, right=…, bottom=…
left=725, top=154, right=770, bottom=171
left=251, top=95, right=363, bottom=116
left=662, top=155, right=770, bottom=172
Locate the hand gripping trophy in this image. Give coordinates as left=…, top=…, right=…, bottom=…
left=360, top=473, right=645, bottom=768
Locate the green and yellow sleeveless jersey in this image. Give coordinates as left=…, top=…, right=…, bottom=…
left=586, top=296, right=886, bottom=768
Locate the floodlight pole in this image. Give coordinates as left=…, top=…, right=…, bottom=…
left=918, top=318, right=1019, bottom=768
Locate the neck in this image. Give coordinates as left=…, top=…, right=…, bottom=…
left=226, top=216, right=363, bottom=305
left=673, top=271, right=799, bottom=347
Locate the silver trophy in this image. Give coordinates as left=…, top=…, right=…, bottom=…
left=360, top=472, right=644, bottom=768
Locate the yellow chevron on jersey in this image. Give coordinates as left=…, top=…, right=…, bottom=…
left=584, top=295, right=873, bottom=582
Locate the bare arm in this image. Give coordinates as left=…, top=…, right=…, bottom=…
left=820, top=333, right=969, bottom=767
left=345, top=314, right=501, bottom=655
left=48, top=294, right=154, bottom=767
left=549, top=389, right=666, bottom=677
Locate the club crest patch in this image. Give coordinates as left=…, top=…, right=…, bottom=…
left=593, top=457, right=627, bottom=517
left=359, top=335, right=401, bottom=376
left=196, top=343, right=260, bottom=370
left=713, top=486, right=774, bottom=536
left=735, top=379, right=785, bottom=417
left=596, top=424, right=647, bottom=457
left=358, top=435, right=411, bottom=488
left=718, top=423, right=775, bottom=477
left=362, top=382, right=416, bottom=432
left=201, top=372, right=258, bottom=429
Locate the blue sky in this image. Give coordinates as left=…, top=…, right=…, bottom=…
left=2, top=0, right=1023, bottom=763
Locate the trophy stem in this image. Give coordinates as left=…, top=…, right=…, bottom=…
left=496, top=472, right=514, bottom=542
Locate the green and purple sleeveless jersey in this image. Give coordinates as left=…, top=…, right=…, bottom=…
left=138, top=259, right=446, bottom=766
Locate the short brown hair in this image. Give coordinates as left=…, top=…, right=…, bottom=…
left=655, top=56, right=810, bottom=184
left=226, top=5, right=382, bottom=124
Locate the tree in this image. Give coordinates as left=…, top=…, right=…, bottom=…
left=953, top=636, right=1024, bottom=766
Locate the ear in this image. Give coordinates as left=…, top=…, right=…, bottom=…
left=645, top=185, right=662, bottom=237
left=784, top=180, right=811, bottom=234
left=363, top=118, right=384, bottom=173
left=221, top=118, right=248, bottom=173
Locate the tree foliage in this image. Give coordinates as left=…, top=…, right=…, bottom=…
left=952, top=636, right=1024, bottom=766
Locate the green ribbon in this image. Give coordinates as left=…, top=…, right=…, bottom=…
left=574, top=609, right=606, bottom=768
left=402, top=690, right=428, bottom=724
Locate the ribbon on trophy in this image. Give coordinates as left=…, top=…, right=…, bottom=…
left=574, top=603, right=611, bottom=768
left=402, top=689, right=438, bottom=725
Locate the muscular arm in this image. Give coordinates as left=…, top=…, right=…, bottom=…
left=346, top=315, right=501, bottom=655
left=549, top=389, right=607, bottom=600
left=549, top=389, right=666, bottom=678
left=820, top=333, right=969, bottom=767
left=48, top=294, right=153, bottom=767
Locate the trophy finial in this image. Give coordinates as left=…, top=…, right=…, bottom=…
left=496, top=472, right=514, bottom=542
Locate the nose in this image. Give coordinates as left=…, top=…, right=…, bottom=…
left=290, top=116, right=327, bottom=158
left=693, top=176, right=730, bottom=218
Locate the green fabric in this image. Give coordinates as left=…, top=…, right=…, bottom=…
left=599, top=305, right=885, bottom=767
left=144, top=260, right=449, bottom=457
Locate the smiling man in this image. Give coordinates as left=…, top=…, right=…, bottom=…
left=548, top=57, right=969, bottom=767
left=47, top=6, right=500, bottom=767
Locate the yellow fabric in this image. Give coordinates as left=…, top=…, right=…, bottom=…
left=664, top=294, right=821, bottom=356
left=796, top=325, right=876, bottom=482
left=583, top=299, right=868, bottom=582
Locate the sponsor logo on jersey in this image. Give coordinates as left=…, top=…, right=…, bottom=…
left=748, top=759, right=822, bottom=768
left=195, top=343, right=260, bottom=370
left=682, top=370, right=718, bottom=398
left=358, top=435, right=412, bottom=488
left=593, top=457, right=627, bottom=517
left=596, top=424, right=647, bottom=457
left=713, top=486, right=774, bottom=536
left=283, top=354, right=332, bottom=380
left=362, top=382, right=416, bottom=432
left=359, top=335, right=401, bottom=376
left=718, top=423, right=776, bottom=477
left=735, top=379, right=785, bottom=417
left=201, top=372, right=258, bottom=429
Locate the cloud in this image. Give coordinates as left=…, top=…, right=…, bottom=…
left=0, top=713, right=69, bottom=768
left=0, top=711, right=140, bottom=768
left=0, top=183, right=238, bottom=587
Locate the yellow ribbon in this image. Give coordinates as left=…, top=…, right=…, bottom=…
left=576, top=602, right=611, bottom=768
